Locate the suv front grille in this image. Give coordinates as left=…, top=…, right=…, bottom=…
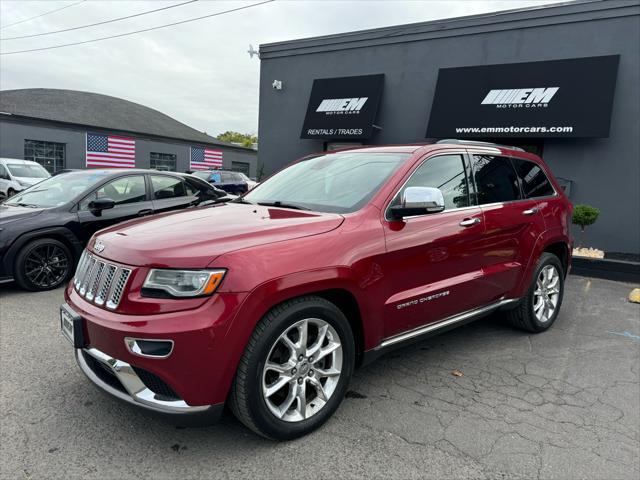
left=73, top=250, right=132, bottom=310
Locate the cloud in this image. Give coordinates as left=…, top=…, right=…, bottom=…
left=0, top=0, right=560, bottom=136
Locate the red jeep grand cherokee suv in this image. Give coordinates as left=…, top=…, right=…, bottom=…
left=61, top=141, right=572, bottom=440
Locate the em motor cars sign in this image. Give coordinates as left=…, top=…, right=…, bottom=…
left=301, top=74, right=384, bottom=140
left=426, top=55, right=620, bottom=138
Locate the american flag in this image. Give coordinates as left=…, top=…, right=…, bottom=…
left=190, top=147, right=223, bottom=170
left=86, top=133, right=136, bottom=168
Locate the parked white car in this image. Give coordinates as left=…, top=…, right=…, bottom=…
left=0, top=158, right=51, bottom=198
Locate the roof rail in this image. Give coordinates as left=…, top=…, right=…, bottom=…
left=435, top=139, right=525, bottom=152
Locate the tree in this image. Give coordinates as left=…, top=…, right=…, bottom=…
left=572, top=204, right=600, bottom=247
left=216, top=131, right=257, bottom=148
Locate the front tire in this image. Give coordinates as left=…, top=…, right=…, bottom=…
left=14, top=238, right=73, bottom=291
left=229, top=296, right=355, bottom=440
left=7, top=188, right=16, bottom=197
left=506, top=252, right=564, bottom=333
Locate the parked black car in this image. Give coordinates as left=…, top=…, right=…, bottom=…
left=192, top=170, right=249, bottom=195
left=0, top=169, right=227, bottom=291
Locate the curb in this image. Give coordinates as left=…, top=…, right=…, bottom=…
left=570, top=257, right=640, bottom=283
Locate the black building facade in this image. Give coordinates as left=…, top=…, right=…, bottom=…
left=258, top=0, right=640, bottom=254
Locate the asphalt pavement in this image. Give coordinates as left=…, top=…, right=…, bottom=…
left=1, top=275, right=639, bottom=479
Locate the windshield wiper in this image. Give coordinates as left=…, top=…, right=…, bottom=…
left=5, top=202, right=39, bottom=208
left=256, top=201, right=310, bottom=211
left=230, top=197, right=255, bottom=205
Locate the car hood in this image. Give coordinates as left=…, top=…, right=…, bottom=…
left=91, top=203, right=344, bottom=267
left=0, top=204, right=44, bottom=226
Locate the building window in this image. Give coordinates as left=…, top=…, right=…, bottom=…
left=150, top=152, right=177, bottom=171
left=231, top=161, right=250, bottom=176
left=24, top=139, right=65, bottom=174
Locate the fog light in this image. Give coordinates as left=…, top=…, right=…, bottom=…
left=125, top=338, right=173, bottom=358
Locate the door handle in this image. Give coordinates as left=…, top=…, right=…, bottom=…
left=137, top=209, right=153, bottom=217
left=522, top=208, right=539, bottom=216
left=459, top=217, right=481, bottom=227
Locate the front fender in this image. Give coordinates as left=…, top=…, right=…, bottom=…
left=212, top=266, right=380, bottom=403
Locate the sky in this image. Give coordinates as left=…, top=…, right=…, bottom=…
left=0, top=0, right=561, bottom=137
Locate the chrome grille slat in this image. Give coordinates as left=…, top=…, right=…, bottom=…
left=73, top=250, right=132, bottom=310
left=79, top=257, right=97, bottom=296
left=107, top=269, right=131, bottom=310
left=86, top=261, right=105, bottom=301
left=95, top=265, right=117, bottom=306
left=74, top=251, right=89, bottom=288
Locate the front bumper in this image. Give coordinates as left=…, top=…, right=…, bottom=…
left=76, top=346, right=220, bottom=417
left=65, top=279, right=250, bottom=412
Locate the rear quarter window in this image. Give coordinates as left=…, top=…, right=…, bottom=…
left=511, top=158, right=555, bottom=198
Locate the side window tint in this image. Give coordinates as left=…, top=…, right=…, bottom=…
left=151, top=175, right=186, bottom=200
left=0, top=165, right=8, bottom=178
left=471, top=155, right=521, bottom=204
left=393, top=154, right=470, bottom=210
left=184, top=180, right=198, bottom=196
left=210, top=172, right=221, bottom=183
left=80, top=175, right=146, bottom=210
left=511, top=158, right=555, bottom=198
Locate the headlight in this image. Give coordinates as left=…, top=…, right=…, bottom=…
left=142, top=269, right=226, bottom=298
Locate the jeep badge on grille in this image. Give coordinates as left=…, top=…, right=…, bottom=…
left=94, top=241, right=105, bottom=254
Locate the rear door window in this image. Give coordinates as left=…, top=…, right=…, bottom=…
left=471, top=155, right=521, bottom=204
left=511, top=158, right=555, bottom=198
left=151, top=175, right=186, bottom=199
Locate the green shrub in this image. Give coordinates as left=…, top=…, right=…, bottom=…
left=572, top=204, right=600, bottom=246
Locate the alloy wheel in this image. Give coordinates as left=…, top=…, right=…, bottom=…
left=262, top=318, right=343, bottom=422
left=533, top=264, right=560, bottom=323
left=24, top=244, right=70, bottom=289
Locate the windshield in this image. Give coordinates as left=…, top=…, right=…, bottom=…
left=192, top=171, right=211, bottom=181
left=243, top=152, right=409, bottom=213
left=6, top=163, right=50, bottom=179
left=4, top=171, right=110, bottom=208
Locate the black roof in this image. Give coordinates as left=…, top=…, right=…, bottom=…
left=63, top=168, right=194, bottom=176
left=0, top=88, right=253, bottom=151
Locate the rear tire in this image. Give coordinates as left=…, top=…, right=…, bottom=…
left=229, top=296, right=355, bottom=440
left=506, top=252, right=564, bottom=333
left=14, top=238, right=73, bottom=291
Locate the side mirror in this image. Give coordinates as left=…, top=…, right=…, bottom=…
left=389, top=186, right=445, bottom=220
left=88, top=197, right=115, bottom=216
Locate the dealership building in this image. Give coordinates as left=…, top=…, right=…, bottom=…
left=0, top=89, right=258, bottom=177
left=258, top=0, right=639, bottom=255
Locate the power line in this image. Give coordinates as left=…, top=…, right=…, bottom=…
left=0, top=0, right=87, bottom=30
left=0, top=0, right=274, bottom=56
left=2, top=0, right=199, bottom=41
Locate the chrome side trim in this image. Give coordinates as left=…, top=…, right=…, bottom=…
left=75, top=347, right=209, bottom=414
left=377, top=298, right=518, bottom=349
